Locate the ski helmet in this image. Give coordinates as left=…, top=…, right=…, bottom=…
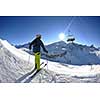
left=36, top=34, right=41, bottom=39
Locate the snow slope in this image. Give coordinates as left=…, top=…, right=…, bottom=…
left=0, top=39, right=100, bottom=83
left=0, top=39, right=34, bottom=82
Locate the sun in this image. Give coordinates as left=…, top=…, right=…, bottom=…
left=58, top=33, right=65, bottom=40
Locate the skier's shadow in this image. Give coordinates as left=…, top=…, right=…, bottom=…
left=15, top=68, right=36, bottom=83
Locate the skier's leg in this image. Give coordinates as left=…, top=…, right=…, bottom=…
left=35, top=53, right=37, bottom=69
left=37, top=52, right=40, bottom=71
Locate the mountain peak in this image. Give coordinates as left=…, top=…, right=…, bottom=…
left=47, top=40, right=67, bottom=47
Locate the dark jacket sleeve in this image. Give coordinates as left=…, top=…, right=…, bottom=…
left=29, top=39, right=35, bottom=50
left=40, top=40, right=48, bottom=53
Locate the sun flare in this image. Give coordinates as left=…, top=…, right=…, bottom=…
left=58, top=33, right=65, bottom=40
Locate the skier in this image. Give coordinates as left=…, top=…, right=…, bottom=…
left=29, top=34, right=48, bottom=71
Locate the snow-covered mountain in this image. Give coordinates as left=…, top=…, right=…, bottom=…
left=1, top=39, right=100, bottom=83
left=98, top=47, right=100, bottom=50
left=16, top=42, right=30, bottom=49
left=16, top=41, right=100, bottom=65
left=15, top=42, right=32, bottom=54
left=44, top=41, right=100, bottom=65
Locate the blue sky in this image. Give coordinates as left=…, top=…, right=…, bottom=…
left=0, top=16, right=100, bottom=47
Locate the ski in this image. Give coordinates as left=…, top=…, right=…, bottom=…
left=30, top=62, right=44, bottom=74
left=16, top=62, right=47, bottom=83
left=30, top=63, right=47, bottom=78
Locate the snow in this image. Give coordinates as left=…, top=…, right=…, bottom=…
left=44, top=41, right=100, bottom=65
left=0, top=39, right=100, bottom=83
left=0, top=39, right=34, bottom=64
left=45, top=61, right=100, bottom=76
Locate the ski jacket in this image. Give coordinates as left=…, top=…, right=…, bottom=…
left=29, top=38, right=48, bottom=53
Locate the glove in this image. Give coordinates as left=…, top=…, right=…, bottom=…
left=45, top=50, right=48, bottom=53
left=29, top=46, right=31, bottom=50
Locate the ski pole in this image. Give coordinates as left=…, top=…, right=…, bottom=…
left=27, top=54, right=30, bottom=65
left=46, top=59, right=48, bottom=70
